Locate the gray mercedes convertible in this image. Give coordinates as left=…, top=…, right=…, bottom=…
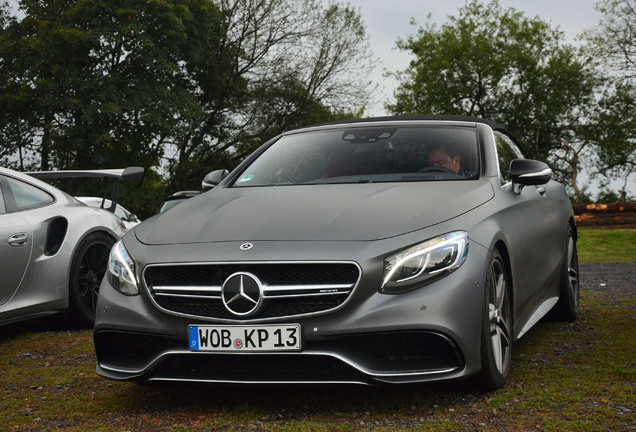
left=95, top=116, right=579, bottom=390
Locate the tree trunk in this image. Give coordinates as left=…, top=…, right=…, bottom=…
left=561, top=139, right=583, bottom=203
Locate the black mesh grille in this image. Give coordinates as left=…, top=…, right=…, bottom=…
left=323, top=332, right=462, bottom=371
left=144, top=262, right=360, bottom=320
left=95, top=330, right=463, bottom=383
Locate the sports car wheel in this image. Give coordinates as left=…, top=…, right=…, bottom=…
left=549, top=224, right=580, bottom=322
left=474, top=248, right=512, bottom=391
left=69, top=232, right=115, bottom=327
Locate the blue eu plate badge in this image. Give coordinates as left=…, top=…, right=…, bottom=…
left=189, top=326, right=199, bottom=350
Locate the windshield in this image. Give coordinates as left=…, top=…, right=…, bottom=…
left=233, top=125, right=479, bottom=187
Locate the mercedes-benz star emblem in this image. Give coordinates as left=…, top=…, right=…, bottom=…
left=221, top=272, right=263, bottom=316
left=240, top=243, right=253, bottom=251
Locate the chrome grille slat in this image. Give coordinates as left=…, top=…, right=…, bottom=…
left=153, top=286, right=222, bottom=294
left=263, top=284, right=354, bottom=297
left=155, top=293, right=220, bottom=299
left=143, top=262, right=360, bottom=321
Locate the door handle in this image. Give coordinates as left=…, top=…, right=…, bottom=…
left=537, top=187, right=547, bottom=196
left=8, top=232, right=28, bottom=247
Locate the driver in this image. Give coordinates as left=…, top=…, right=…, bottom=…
left=427, top=143, right=462, bottom=174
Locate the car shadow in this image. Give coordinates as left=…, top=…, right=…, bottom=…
left=1, top=314, right=72, bottom=338
left=103, top=379, right=480, bottom=417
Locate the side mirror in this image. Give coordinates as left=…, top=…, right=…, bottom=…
left=202, top=169, right=229, bottom=191
left=510, top=159, right=552, bottom=194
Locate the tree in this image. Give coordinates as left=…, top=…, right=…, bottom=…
left=585, top=0, right=635, bottom=80
left=581, top=0, right=636, bottom=198
left=387, top=0, right=597, bottom=189
left=163, top=0, right=373, bottom=191
left=0, top=0, right=373, bottom=214
left=0, top=0, right=225, bottom=174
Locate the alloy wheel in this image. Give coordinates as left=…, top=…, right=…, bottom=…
left=487, top=257, right=511, bottom=375
left=567, top=235, right=580, bottom=309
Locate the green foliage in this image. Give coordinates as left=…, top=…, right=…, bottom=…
left=388, top=0, right=597, bottom=166
left=1, top=0, right=217, bottom=171
left=584, top=0, right=635, bottom=80
left=594, top=189, right=622, bottom=204
left=387, top=0, right=605, bottom=196
left=0, top=0, right=372, bottom=212
left=580, top=0, right=636, bottom=189
left=162, top=0, right=373, bottom=191
left=588, top=83, right=636, bottom=178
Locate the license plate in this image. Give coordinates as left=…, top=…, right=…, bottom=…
left=188, top=324, right=301, bottom=352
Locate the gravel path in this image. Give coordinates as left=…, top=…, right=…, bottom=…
left=580, top=263, right=636, bottom=296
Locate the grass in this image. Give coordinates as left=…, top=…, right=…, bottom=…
left=577, top=228, right=636, bottom=264
left=0, top=229, right=634, bottom=431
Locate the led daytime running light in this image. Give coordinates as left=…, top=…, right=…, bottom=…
left=107, top=240, right=139, bottom=295
left=381, top=231, right=468, bottom=292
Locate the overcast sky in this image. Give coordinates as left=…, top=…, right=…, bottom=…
left=344, top=0, right=602, bottom=116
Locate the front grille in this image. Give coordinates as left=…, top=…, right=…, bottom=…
left=143, top=262, right=360, bottom=321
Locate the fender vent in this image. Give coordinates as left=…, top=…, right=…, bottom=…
left=44, top=217, right=68, bottom=256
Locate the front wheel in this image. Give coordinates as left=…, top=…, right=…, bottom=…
left=69, top=232, right=115, bottom=327
left=473, top=248, right=512, bottom=391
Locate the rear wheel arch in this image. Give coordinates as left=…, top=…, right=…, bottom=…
left=67, top=230, right=117, bottom=327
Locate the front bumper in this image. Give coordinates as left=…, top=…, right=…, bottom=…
left=95, top=329, right=463, bottom=385
left=94, top=238, right=489, bottom=385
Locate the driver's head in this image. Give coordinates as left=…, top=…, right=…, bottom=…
left=428, top=144, right=461, bottom=174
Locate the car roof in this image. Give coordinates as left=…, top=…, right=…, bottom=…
left=0, top=166, right=64, bottom=195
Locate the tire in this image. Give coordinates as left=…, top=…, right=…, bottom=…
left=69, top=232, right=115, bottom=328
left=474, top=248, right=512, bottom=391
left=549, top=224, right=580, bottom=322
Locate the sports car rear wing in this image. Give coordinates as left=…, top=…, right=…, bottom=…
left=26, top=167, right=144, bottom=213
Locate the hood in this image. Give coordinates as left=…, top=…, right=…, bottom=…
left=135, top=181, right=494, bottom=245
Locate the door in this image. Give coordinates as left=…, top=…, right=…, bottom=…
left=0, top=189, right=33, bottom=306
left=493, top=132, right=565, bottom=315
left=0, top=173, right=53, bottom=307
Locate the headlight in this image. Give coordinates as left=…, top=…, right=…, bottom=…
left=380, top=231, right=468, bottom=294
left=107, top=239, right=139, bottom=295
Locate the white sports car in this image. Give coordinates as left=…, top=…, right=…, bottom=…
left=0, top=166, right=143, bottom=327
left=76, top=197, right=142, bottom=231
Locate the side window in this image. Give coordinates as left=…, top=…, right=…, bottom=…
left=494, top=131, right=525, bottom=183
left=0, top=181, right=6, bottom=214
left=5, top=176, right=54, bottom=210
left=114, top=205, right=128, bottom=220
